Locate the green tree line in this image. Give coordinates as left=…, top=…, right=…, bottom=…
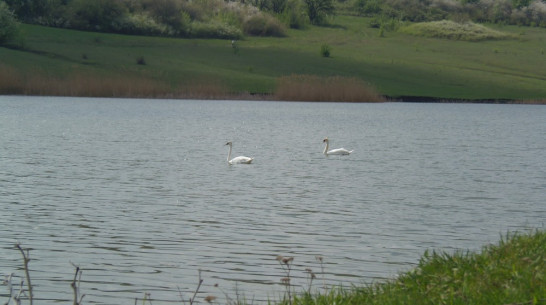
left=354, top=0, right=546, bottom=27
left=0, top=0, right=338, bottom=40
left=0, top=0, right=544, bottom=46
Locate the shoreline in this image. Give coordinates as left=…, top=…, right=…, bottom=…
left=386, top=96, right=546, bottom=104
left=2, top=93, right=545, bottom=104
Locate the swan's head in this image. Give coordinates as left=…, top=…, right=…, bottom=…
left=225, top=141, right=232, bottom=146
left=323, top=138, right=329, bottom=143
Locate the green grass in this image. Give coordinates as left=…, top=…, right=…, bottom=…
left=279, top=230, right=546, bottom=305
left=1, top=16, right=546, bottom=100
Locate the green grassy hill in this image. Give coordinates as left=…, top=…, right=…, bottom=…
left=1, top=17, right=546, bottom=101
left=279, top=230, right=546, bottom=305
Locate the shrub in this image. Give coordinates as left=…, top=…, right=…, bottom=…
left=370, top=15, right=403, bottom=31
left=280, top=0, right=307, bottom=29
left=243, top=13, right=287, bottom=36
left=180, top=1, right=207, bottom=21
left=511, top=0, right=546, bottom=27
left=0, top=1, right=18, bottom=45
left=143, top=0, right=191, bottom=35
left=320, top=44, right=331, bottom=57
left=270, top=0, right=288, bottom=13
left=355, top=0, right=383, bottom=16
left=3, top=0, right=58, bottom=23
left=66, top=0, right=127, bottom=32
left=399, top=20, right=515, bottom=41
left=221, top=2, right=261, bottom=28
left=304, top=0, right=335, bottom=25
left=136, top=56, right=146, bottom=65
left=190, top=21, right=243, bottom=39
left=115, top=13, right=173, bottom=36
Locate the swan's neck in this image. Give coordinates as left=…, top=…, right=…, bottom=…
left=323, top=141, right=329, bottom=154
left=227, top=144, right=232, bottom=162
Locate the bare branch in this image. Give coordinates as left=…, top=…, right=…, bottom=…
left=70, top=265, right=85, bottom=305
left=15, top=244, right=32, bottom=305
left=189, top=270, right=203, bottom=305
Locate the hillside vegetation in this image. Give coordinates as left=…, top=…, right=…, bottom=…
left=2, top=0, right=546, bottom=39
left=278, top=230, right=546, bottom=305
left=399, top=20, right=516, bottom=40
left=1, top=0, right=546, bottom=101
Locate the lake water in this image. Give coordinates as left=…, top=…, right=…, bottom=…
left=1, top=96, right=544, bottom=304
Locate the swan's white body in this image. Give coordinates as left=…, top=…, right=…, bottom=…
left=225, top=142, right=253, bottom=164
left=323, top=138, right=353, bottom=155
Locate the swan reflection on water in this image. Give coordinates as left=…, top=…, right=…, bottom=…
left=323, top=137, right=353, bottom=155
left=225, top=141, right=254, bottom=165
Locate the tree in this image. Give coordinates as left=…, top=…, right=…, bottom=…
left=3, top=0, right=69, bottom=24
left=66, top=0, right=127, bottom=31
left=512, top=0, right=531, bottom=8
left=270, top=0, right=288, bottom=13
left=0, top=1, right=19, bottom=45
left=304, top=0, right=334, bottom=25
left=355, top=0, right=383, bottom=16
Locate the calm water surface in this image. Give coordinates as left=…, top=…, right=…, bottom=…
left=1, top=96, right=545, bottom=304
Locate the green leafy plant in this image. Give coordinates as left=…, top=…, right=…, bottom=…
left=320, top=44, right=331, bottom=57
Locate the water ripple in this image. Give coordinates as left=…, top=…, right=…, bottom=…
left=1, top=97, right=545, bottom=304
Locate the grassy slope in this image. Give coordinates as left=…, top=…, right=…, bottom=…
left=283, top=230, right=546, bottom=305
left=1, top=16, right=546, bottom=100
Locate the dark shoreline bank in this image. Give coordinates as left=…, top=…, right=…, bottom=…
left=2, top=94, right=545, bottom=104
left=388, top=96, right=546, bottom=104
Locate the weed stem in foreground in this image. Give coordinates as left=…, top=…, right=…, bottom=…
left=15, top=244, right=33, bottom=305
left=70, top=264, right=85, bottom=305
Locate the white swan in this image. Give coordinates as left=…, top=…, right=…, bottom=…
left=225, top=141, right=254, bottom=164
left=323, top=137, right=353, bottom=155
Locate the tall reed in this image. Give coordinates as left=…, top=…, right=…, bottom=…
left=0, top=66, right=167, bottom=97
left=0, top=65, right=233, bottom=99
left=0, top=64, right=23, bottom=95
left=275, top=74, right=385, bottom=102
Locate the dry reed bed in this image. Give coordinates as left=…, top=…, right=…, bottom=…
left=275, top=75, right=386, bottom=103
left=2, top=66, right=542, bottom=103
left=0, top=65, right=234, bottom=99
left=1, top=68, right=386, bottom=102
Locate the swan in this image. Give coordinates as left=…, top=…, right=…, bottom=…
left=225, top=141, right=254, bottom=164
left=323, top=137, right=353, bottom=155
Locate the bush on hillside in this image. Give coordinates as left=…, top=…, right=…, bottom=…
left=511, top=0, right=546, bottom=26
left=3, top=0, right=56, bottom=23
left=304, top=0, right=335, bottom=25
left=270, top=0, right=289, bottom=13
left=142, top=0, right=191, bottom=35
left=281, top=0, right=308, bottom=29
left=399, top=20, right=515, bottom=41
left=243, top=13, right=287, bottom=36
left=355, top=0, right=383, bottom=16
left=190, top=21, right=243, bottom=39
left=66, top=0, right=127, bottom=32
left=355, top=0, right=546, bottom=27
left=115, top=13, right=175, bottom=36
